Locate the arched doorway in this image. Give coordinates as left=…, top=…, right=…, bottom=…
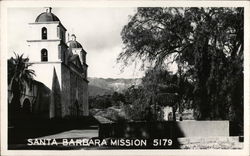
left=22, top=98, right=31, bottom=114
left=21, top=98, right=32, bottom=120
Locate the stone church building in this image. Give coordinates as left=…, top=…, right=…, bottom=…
left=9, top=7, right=89, bottom=118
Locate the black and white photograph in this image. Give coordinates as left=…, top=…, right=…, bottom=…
left=0, top=1, right=250, bottom=156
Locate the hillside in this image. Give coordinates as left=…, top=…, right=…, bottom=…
left=88, top=85, right=113, bottom=97
left=88, top=77, right=141, bottom=97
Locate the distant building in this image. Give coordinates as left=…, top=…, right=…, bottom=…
left=8, top=7, right=89, bottom=118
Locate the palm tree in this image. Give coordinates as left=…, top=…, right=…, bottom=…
left=8, top=53, right=35, bottom=121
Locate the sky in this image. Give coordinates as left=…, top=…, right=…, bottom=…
left=7, top=7, right=146, bottom=79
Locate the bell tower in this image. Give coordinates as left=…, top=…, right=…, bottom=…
left=26, top=7, right=68, bottom=118
left=25, top=7, right=89, bottom=119
left=27, top=7, right=67, bottom=63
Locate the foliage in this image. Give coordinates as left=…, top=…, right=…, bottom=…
left=118, top=7, right=243, bottom=124
left=89, top=69, right=193, bottom=121
left=122, top=69, right=193, bottom=121
left=142, top=68, right=179, bottom=106
left=89, top=95, right=112, bottom=109
left=123, top=85, right=148, bottom=121
left=89, top=92, right=126, bottom=109
left=8, top=53, right=35, bottom=116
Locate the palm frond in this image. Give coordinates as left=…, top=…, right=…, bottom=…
left=8, top=52, right=35, bottom=96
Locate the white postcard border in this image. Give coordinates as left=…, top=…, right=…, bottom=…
left=1, top=1, right=249, bottom=156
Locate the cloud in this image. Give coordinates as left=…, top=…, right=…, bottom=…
left=55, top=7, right=136, bottom=51
left=88, top=45, right=144, bottom=79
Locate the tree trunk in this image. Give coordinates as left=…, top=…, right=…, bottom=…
left=172, top=106, right=176, bottom=121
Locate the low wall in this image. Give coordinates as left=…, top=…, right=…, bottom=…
left=99, top=121, right=229, bottom=138
left=176, top=121, right=229, bottom=137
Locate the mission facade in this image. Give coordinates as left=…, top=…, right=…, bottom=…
left=9, top=7, right=89, bottom=118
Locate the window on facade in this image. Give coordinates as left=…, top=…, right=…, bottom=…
left=83, top=55, right=86, bottom=63
left=57, top=26, right=60, bottom=37
left=41, top=49, right=48, bottom=61
left=41, top=27, right=47, bottom=39
left=61, top=30, right=65, bottom=42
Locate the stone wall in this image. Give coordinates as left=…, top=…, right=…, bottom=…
left=176, top=121, right=229, bottom=137
left=82, top=81, right=89, bottom=116
left=99, top=121, right=230, bottom=138
left=61, top=64, right=71, bottom=117
left=61, top=64, right=88, bottom=117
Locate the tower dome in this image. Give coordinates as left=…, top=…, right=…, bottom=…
left=67, top=34, right=83, bottom=49
left=35, top=7, right=60, bottom=22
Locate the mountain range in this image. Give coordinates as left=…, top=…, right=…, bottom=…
left=88, top=77, right=141, bottom=97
